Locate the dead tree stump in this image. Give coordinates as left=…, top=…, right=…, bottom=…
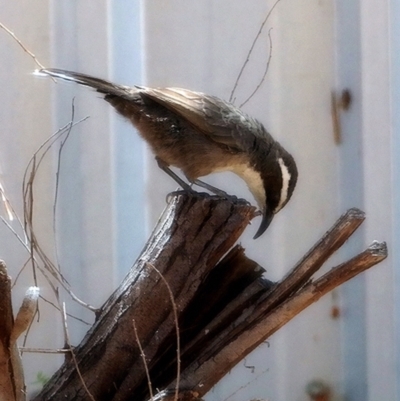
left=31, top=194, right=387, bottom=401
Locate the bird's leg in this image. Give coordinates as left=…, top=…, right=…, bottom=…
left=156, top=158, right=245, bottom=204
left=156, top=157, right=194, bottom=192
left=191, top=178, right=237, bottom=200
left=192, top=179, right=251, bottom=206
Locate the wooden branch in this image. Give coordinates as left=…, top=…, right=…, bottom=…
left=32, top=198, right=387, bottom=401
left=174, top=242, right=386, bottom=397
left=173, top=207, right=365, bottom=366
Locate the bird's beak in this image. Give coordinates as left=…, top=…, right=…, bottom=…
left=253, top=208, right=274, bottom=239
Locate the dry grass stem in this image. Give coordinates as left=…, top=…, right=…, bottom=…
left=133, top=319, right=154, bottom=401
left=229, top=0, right=282, bottom=103
left=0, top=21, right=57, bottom=84
left=146, top=262, right=181, bottom=401
left=239, top=28, right=273, bottom=108
left=62, top=302, right=95, bottom=401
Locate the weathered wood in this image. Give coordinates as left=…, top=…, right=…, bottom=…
left=0, top=260, right=16, bottom=401
left=173, top=242, right=386, bottom=396
left=33, top=193, right=256, bottom=401
left=130, top=245, right=268, bottom=401
left=32, top=200, right=387, bottom=401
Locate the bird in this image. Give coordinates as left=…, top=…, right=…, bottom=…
left=36, top=68, right=298, bottom=239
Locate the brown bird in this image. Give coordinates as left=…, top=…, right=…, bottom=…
left=36, top=68, right=298, bottom=238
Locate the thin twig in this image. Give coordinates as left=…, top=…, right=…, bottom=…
left=229, top=0, right=282, bottom=103
left=0, top=22, right=46, bottom=69
left=27, top=155, right=38, bottom=285
left=10, top=258, right=30, bottom=289
left=146, top=262, right=181, bottom=401
left=2, top=210, right=96, bottom=312
left=62, top=302, right=95, bottom=401
left=0, top=188, right=27, bottom=244
left=39, top=295, right=91, bottom=325
left=0, top=21, right=57, bottom=85
left=133, top=319, right=154, bottom=401
left=239, top=29, right=273, bottom=108
left=223, top=365, right=270, bottom=401
left=0, top=182, right=14, bottom=221
left=19, top=116, right=96, bottom=311
left=53, top=100, right=77, bottom=273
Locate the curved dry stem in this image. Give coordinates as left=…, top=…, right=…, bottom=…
left=62, top=303, right=95, bottom=401
left=133, top=319, right=154, bottom=401
left=239, top=28, right=273, bottom=108
left=146, top=262, right=181, bottom=401
left=19, top=115, right=96, bottom=312
left=0, top=22, right=46, bottom=69
left=229, top=0, right=282, bottom=103
left=52, top=100, right=77, bottom=274
left=0, top=181, right=14, bottom=221
left=39, top=295, right=91, bottom=326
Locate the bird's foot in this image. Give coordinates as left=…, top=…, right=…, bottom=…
left=165, top=189, right=211, bottom=203
left=191, top=179, right=251, bottom=206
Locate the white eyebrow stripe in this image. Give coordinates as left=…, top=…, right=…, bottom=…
left=275, top=157, right=291, bottom=213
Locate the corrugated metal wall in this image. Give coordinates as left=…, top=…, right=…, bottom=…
left=0, top=1, right=396, bottom=399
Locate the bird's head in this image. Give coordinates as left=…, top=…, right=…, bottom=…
left=251, top=142, right=298, bottom=239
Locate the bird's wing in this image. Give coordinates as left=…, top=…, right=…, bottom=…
left=37, top=68, right=136, bottom=99
left=140, top=87, right=261, bottom=151
left=37, top=70, right=266, bottom=151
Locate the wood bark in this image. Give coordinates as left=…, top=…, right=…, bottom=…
left=0, top=260, right=15, bottom=400
left=34, top=193, right=257, bottom=400
left=29, top=194, right=387, bottom=401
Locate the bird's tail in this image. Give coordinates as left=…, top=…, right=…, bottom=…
left=35, top=68, right=134, bottom=99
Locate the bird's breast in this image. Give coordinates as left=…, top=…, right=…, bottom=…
left=229, top=163, right=265, bottom=210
